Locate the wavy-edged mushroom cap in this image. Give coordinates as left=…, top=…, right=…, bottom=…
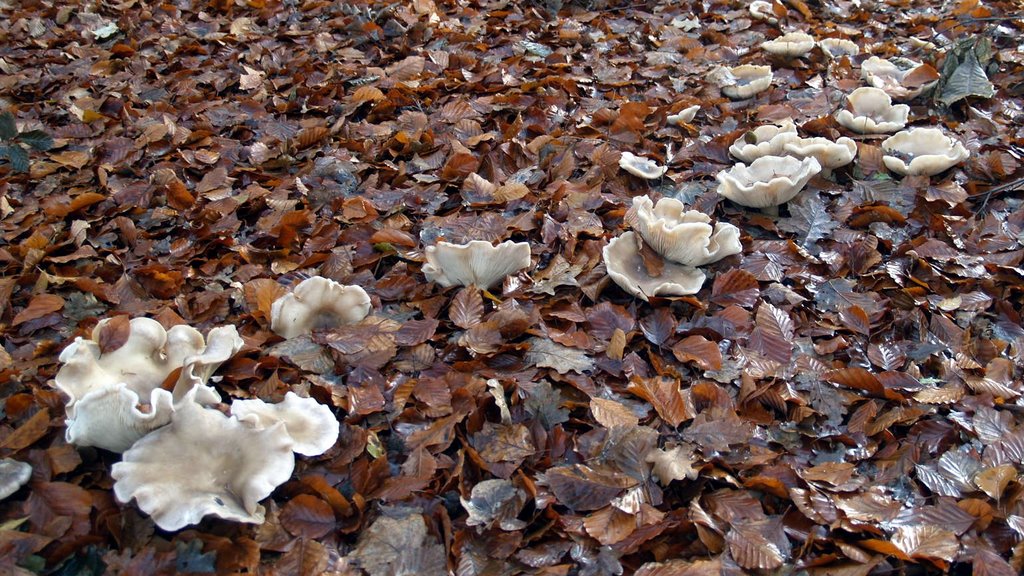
left=819, top=38, right=860, bottom=59
left=632, top=196, right=742, bottom=266
left=231, top=392, right=339, bottom=457
left=667, top=105, right=700, bottom=126
left=618, top=151, right=667, bottom=179
left=65, top=385, right=176, bottom=452
left=835, top=87, right=909, bottom=134
left=0, top=459, right=32, bottom=501
left=729, top=119, right=800, bottom=163
left=422, top=240, right=531, bottom=289
left=783, top=136, right=858, bottom=174
left=716, top=65, right=773, bottom=100
left=881, top=127, right=970, bottom=176
left=603, top=232, right=706, bottom=301
left=270, top=276, right=371, bottom=339
left=861, top=56, right=936, bottom=100
left=111, top=396, right=295, bottom=531
left=761, top=32, right=815, bottom=57
left=716, top=155, right=822, bottom=208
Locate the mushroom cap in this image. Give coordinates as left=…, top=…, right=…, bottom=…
left=716, top=155, right=822, bottom=208
left=881, top=127, right=970, bottom=176
left=783, top=136, right=858, bottom=171
left=761, top=32, right=815, bottom=57
left=231, top=391, right=339, bottom=457
left=631, top=196, right=742, bottom=266
left=835, top=87, right=909, bottom=134
left=270, top=276, right=372, bottom=339
left=603, top=232, right=706, bottom=301
left=861, top=56, right=936, bottom=100
left=667, top=105, right=700, bottom=126
left=111, top=394, right=296, bottom=531
left=619, top=151, right=668, bottom=179
left=65, top=384, right=176, bottom=452
left=422, top=240, right=531, bottom=289
left=818, top=38, right=860, bottom=59
left=729, top=119, right=800, bottom=163
left=718, top=65, right=773, bottom=99
left=749, top=0, right=779, bottom=23
left=0, top=459, right=32, bottom=501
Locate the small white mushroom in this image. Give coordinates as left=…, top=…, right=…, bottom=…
left=231, top=391, right=339, bottom=457
left=619, top=151, right=668, bottom=179
left=631, top=196, right=742, bottom=266
left=881, top=127, right=970, bottom=176
left=667, top=105, right=700, bottom=126
left=818, top=38, right=860, bottom=59
left=270, top=276, right=372, bottom=339
left=835, top=87, right=910, bottom=134
left=423, top=240, right=531, bottom=289
left=761, top=32, right=815, bottom=57
left=749, top=0, right=780, bottom=23
left=111, top=394, right=296, bottom=531
left=716, top=155, right=822, bottom=208
left=861, top=56, right=937, bottom=100
left=716, top=65, right=774, bottom=100
left=783, top=136, right=858, bottom=177
left=729, top=119, right=800, bottom=163
left=0, top=459, right=32, bottom=501
left=603, top=232, right=706, bottom=301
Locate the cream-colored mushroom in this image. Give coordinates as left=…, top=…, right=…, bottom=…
left=749, top=0, right=779, bottom=23
left=715, top=65, right=774, bottom=100
left=270, top=276, right=372, bottom=339
left=761, top=32, right=815, bottom=57
left=0, top=459, right=32, bottom=501
left=603, top=232, right=706, bottom=301
left=716, top=155, right=821, bottom=208
left=881, top=127, right=970, bottom=176
left=231, top=391, right=339, bottom=457
left=818, top=38, right=860, bottom=59
left=783, top=136, right=858, bottom=177
left=729, top=119, right=800, bottom=163
left=111, top=393, right=296, bottom=531
left=631, top=196, right=741, bottom=266
left=667, top=105, right=700, bottom=126
left=423, top=240, right=531, bottom=289
left=835, top=87, right=909, bottom=134
left=619, top=151, right=668, bottom=179
left=861, top=56, right=936, bottom=100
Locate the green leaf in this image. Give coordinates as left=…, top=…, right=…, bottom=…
left=0, top=144, right=30, bottom=172
left=0, top=111, right=16, bottom=140
left=17, top=130, right=53, bottom=151
left=937, top=49, right=994, bottom=105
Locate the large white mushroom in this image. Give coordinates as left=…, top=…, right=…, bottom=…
left=881, top=127, right=970, bottom=176
left=761, top=32, right=815, bottom=58
left=603, top=232, right=706, bottom=301
left=631, top=196, right=741, bottom=266
left=231, top=391, right=339, bottom=457
left=729, top=119, right=800, bottom=163
left=714, top=65, right=774, bottom=100
left=619, top=152, right=668, bottom=179
left=423, top=240, right=531, bottom=289
left=783, top=136, right=858, bottom=177
left=270, top=276, right=372, bottom=339
left=861, top=56, right=937, bottom=100
left=835, top=87, right=909, bottom=134
left=716, top=155, right=821, bottom=208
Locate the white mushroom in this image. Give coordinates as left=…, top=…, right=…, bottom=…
left=603, top=232, right=706, bottom=301
left=423, top=240, right=531, bottom=289
left=619, top=151, right=668, bottom=179
left=111, top=394, right=296, bottom=531
left=716, top=155, right=821, bottom=208
left=0, top=459, right=32, bottom=501
left=881, top=127, right=970, bottom=176
left=231, top=392, right=339, bottom=457
left=270, top=276, right=372, bottom=339
left=835, top=87, right=909, bottom=134
left=729, top=119, right=800, bottom=163
left=761, top=32, right=815, bottom=57
left=749, top=0, right=780, bottom=23
left=861, top=56, right=937, bottom=100
left=783, top=136, right=858, bottom=177
left=716, top=65, right=774, bottom=100
left=818, top=38, right=860, bottom=59
left=667, top=105, right=700, bottom=126
left=631, top=196, right=742, bottom=266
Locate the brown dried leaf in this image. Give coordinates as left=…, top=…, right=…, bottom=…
left=450, top=287, right=483, bottom=329
left=671, top=335, right=722, bottom=371
left=280, top=494, right=336, bottom=539
left=627, top=376, right=687, bottom=427
left=12, top=294, right=64, bottom=326
left=545, top=465, right=634, bottom=512
left=96, top=314, right=131, bottom=354
left=891, top=525, right=958, bottom=562
left=711, top=268, right=760, bottom=307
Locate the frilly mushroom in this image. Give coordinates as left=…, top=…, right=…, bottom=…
left=835, top=87, right=910, bottom=134
left=270, top=276, right=371, bottom=340
left=667, top=105, right=700, bottom=126
left=818, top=38, right=860, bottom=59
left=729, top=119, right=800, bottom=163
left=716, top=155, right=822, bottom=208
left=111, top=393, right=296, bottom=531
left=749, top=0, right=780, bottom=23
left=423, top=240, right=531, bottom=289
left=603, top=232, right=706, bottom=301
left=231, top=391, right=339, bottom=457
left=861, top=56, right=937, bottom=100
left=714, top=65, right=773, bottom=100
left=631, top=196, right=741, bottom=266
left=881, top=127, right=970, bottom=176
left=0, top=459, right=32, bottom=501
left=783, top=136, right=858, bottom=177
left=761, top=32, right=815, bottom=57
left=619, top=151, right=667, bottom=179
left=53, top=318, right=243, bottom=452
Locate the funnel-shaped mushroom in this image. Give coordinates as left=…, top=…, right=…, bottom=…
left=835, top=87, right=909, bottom=134
left=632, top=196, right=741, bottom=266
left=604, top=232, right=706, bottom=301
left=716, top=155, right=821, bottom=208
left=783, top=136, right=857, bottom=177
left=231, top=392, right=339, bottom=457
left=111, top=394, right=296, bottom=531
left=729, top=119, right=800, bottom=163
left=270, top=276, right=371, bottom=339
left=761, top=32, right=815, bottom=57
left=619, top=152, right=667, bottom=179
left=423, top=240, right=531, bottom=289
left=716, top=65, right=774, bottom=100
left=861, top=56, right=937, bottom=100
left=819, top=38, right=860, bottom=59
left=881, top=127, right=970, bottom=176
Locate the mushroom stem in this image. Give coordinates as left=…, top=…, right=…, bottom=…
left=761, top=205, right=780, bottom=217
